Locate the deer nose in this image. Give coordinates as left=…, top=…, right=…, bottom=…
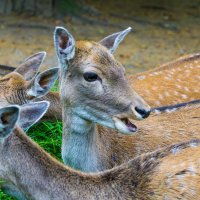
left=135, top=107, right=151, bottom=119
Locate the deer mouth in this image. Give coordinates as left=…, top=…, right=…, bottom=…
left=113, top=116, right=137, bottom=135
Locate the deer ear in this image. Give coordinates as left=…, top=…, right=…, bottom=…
left=0, top=106, right=19, bottom=138
left=54, top=27, right=75, bottom=66
left=27, top=67, right=59, bottom=99
left=99, top=27, right=132, bottom=53
left=18, top=101, right=49, bottom=130
left=15, top=52, right=46, bottom=81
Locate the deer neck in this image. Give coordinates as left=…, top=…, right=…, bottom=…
left=0, top=128, right=56, bottom=199
left=62, top=106, right=107, bottom=172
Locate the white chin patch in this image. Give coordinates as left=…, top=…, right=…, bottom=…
left=113, top=117, right=137, bottom=135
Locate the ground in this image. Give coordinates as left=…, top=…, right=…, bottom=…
left=0, top=1, right=199, bottom=73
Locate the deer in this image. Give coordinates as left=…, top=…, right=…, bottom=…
left=1, top=103, right=200, bottom=199
left=53, top=26, right=200, bottom=173
left=0, top=52, right=60, bottom=120
left=39, top=28, right=200, bottom=121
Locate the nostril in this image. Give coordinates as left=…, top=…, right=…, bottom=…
left=135, top=107, right=151, bottom=119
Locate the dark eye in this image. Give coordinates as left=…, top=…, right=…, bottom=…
left=83, top=72, right=98, bottom=82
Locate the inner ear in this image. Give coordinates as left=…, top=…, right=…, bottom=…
left=59, top=33, right=69, bottom=50
left=0, top=106, right=19, bottom=138
left=54, top=27, right=76, bottom=61
left=0, top=107, right=19, bottom=125
left=99, top=27, right=132, bottom=53
left=38, top=68, right=58, bottom=90
left=27, top=68, right=59, bottom=99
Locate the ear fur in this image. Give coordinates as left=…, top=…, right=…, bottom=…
left=0, top=106, right=19, bottom=138
left=54, top=27, right=76, bottom=65
left=99, top=27, right=132, bottom=53
left=15, top=52, right=46, bottom=81
left=18, top=101, right=49, bottom=130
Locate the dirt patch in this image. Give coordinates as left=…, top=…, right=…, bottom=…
left=0, top=1, right=199, bottom=74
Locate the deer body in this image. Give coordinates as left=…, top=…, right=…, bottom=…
left=1, top=110, right=200, bottom=200
left=132, top=53, right=200, bottom=106
left=2, top=91, right=199, bottom=199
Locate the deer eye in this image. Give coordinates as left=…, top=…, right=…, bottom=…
left=83, top=72, right=99, bottom=82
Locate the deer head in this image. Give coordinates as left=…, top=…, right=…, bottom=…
left=54, top=27, right=150, bottom=135
left=0, top=52, right=59, bottom=107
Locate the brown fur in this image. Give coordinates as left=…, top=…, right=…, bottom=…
left=38, top=92, right=62, bottom=121
left=0, top=72, right=30, bottom=106
left=96, top=104, right=200, bottom=168
left=131, top=53, right=200, bottom=106
left=2, top=125, right=200, bottom=199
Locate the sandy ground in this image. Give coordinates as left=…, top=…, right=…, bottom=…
left=0, top=1, right=199, bottom=74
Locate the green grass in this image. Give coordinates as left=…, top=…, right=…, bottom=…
left=0, top=84, right=62, bottom=199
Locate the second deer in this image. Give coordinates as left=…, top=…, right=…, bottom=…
left=0, top=103, right=200, bottom=200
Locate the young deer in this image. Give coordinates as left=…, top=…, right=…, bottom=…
left=42, top=29, right=199, bottom=121
left=1, top=104, right=200, bottom=199
left=54, top=26, right=199, bottom=172
left=0, top=52, right=59, bottom=119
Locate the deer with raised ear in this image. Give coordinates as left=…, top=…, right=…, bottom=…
left=1, top=103, right=200, bottom=200
left=0, top=52, right=60, bottom=119
left=40, top=27, right=199, bottom=121
left=53, top=26, right=200, bottom=173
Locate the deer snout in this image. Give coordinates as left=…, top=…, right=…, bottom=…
left=135, top=106, right=151, bottom=119
left=130, top=96, right=151, bottom=120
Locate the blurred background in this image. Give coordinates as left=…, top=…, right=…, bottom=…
left=0, top=0, right=199, bottom=73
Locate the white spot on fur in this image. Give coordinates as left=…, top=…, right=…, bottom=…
left=181, top=94, right=188, bottom=99
left=152, top=86, right=158, bottom=90
left=144, top=90, right=150, bottom=95
left=171, top=146, right=181, bottom=154
left=137, top=75, right=146, bottom=80
left=176, top=78, right=182, bottom=82
left=164, top=76, right=171, bottom=80
left=190, top=189, right=196, bottom=196
left=166, top=108, right=177, bottom=113
left=185, top=69, right=191, bottom=74
left=172, top=69, right=176, bottom=72
left=158, top=94, right=164, bottom=100
left=176, top=85, right=182, bottom=89
left=154, top=109, right=161, bottom=114
left=177, top=67, right=181, bottom=71
left=189, top=142, right=198, bottom=148
left=155, top=100, right=161, bottom=106
left=188, top=165, right=196, bottom=176
left=184, top=87, right=189, bottom=92
left=164, top=91, right=170, bottom=97
left=173, top=91, right=179, bottom=96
